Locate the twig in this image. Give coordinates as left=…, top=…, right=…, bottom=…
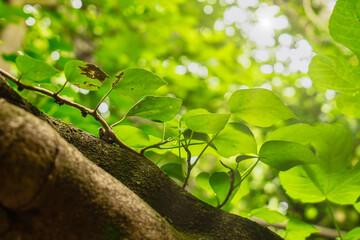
left=0, top=67, right=140, bottom=156
left=93, top=73, right=122, bottom=113
left=140, top=138, right=173, bottom=155
left=192, top=131, right=219, bottom=166
left=182, top=131, right=220, bottom=188
left=54, top=80, right=68, bottom=95
left=181, top=142, right=192, bottom=188
left=327, top=201, right=343, bottom=240
left=217, top=160, right=236, bottom=208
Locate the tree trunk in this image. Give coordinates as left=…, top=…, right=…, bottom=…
left=0, top=77, right=283, bottom=240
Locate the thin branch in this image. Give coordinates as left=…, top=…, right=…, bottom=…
left=0, top=67, right=140, bottom=156
left=110, top=115, right=126, bottom=129
left=193, top=131, right=219, bottom=166
left=93, top=86, right=112, bottom=112
left=182, top=131, right=220, bottom=189
left=327, top=201, right=343, bottom=240
left=158, top=142, right=204, bottom=149
left=140, top=131, right=189, bottom=155
left=94, top=72, right=123, bottom=112
left=181, top=142, right=192, bottom=189
left=54, top=80, right=68, bottom=95
left=239, top=157, right=260, bottom=186
left=140, top=138, right=173, bottom=155
left=217, top=160, right=236, bottom=209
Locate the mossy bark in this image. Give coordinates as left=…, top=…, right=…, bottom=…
left=0, top=77, right=283, bottom=240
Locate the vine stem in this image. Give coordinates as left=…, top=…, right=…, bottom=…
left=181, top=142, right=192, bottom=188
left=327, top=201, right=343, bottom=240
left=217, top=157, right=260, bottom=208
left=182, top=131, right=220, bottom=188
left=217, top=160, right=236, bottom=208
left=0, top=67, right=140, bottom=156
left=193, top=131, right=219, bottom=166
left=54, top=80, right=68, bottom=95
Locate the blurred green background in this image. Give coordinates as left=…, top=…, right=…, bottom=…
left=1, top=0, right=359, bottom=239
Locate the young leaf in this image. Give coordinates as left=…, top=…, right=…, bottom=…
left=113, top=125, right=150, bottom=147
left=236, top=155, right=256, bottom=163
left=16, top=54, right=59, bottom=82
left=228, top=88, right=296, bottom=127
left=160, top=163, right=184, bottom=181
left=212, top=123, right=257, bottom=157
left=196, top=172, right=212, bottom=191
left=114, top=68, right=167, bottom=98
left=266, top=123, right=319, bottom=145
left=209, top=172, right=231, bottom=204
left=64, top=60, right=109, bottom=90
left=279, top=124, right=360, bottom=205
left=259, top=141, right=317, bottom=171
left=343, top=227, right=360, bottom=240
left=329, top=0, right=360, bottom=58
left=285, top=219, right=320, bottom=240
left=185, top=113, right=230, bottom=134
left=249, top=208, right=287, bottom=224
left=126, top=96, right=182, bottom=122
left=308, top=55, right=360, bottom=92
left=181, top=108, right=210, bottom=122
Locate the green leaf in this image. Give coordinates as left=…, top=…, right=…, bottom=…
left=279, top=124, right=360, bottom=205
left=126, top=96, right=182, bottom=122
left=229, top=89, right=296, bottom=127
left=336, top=92, right=360, bottom=118
left=355, top=201, right=360, bottom=214
left=114, top=68, right=167, bottom=97
left=266, top=123, right=320, bottom=145
left=343, top=227, right=360, bottom=240
left=285, top=219, right=320, bottom=240
left=308, top=55, right=360, bottom=92
left=160, top=163, right=184, bottom=181
left=212, top=123, right=257, bottom=157
left=113, top=125, right=150, bottom=148
left=329, top=0, right=360, bottom=57
left=181, top=108, right=210, bottom=123
left=236, top=155, right=257, bottom=163
left=196, top=172, right=212, bottom=191
left=185, top=113, right=230, bottom=134
left=209, top=172, right=230, bottom=204
left=249, top=208, right=287, bottom=224
left=16, top=54, right=59, bottom=82
left=259, top=141, right=317, bottom=171
left=64, top=60, right=109, bottom=90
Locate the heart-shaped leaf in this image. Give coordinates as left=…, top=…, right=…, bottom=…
left=229, top=88, right=296, bottom=127
left=64, top=60, right=109, bottom=90
left=308, top=55, right=360, bottom=92
left=259, top=141, right=317, bottom=171
left=185, top=113, right=230, bottom=134
left=329, top=0, right=360, bottom=58
left=209, top=172, right=231, bottom=204
left=126, top=96, right=182, bottom=122
left=279, top=124, right=359, bottom=205
left=113, top=125, right=150, bottom=148
left=285, top=219, right=320, bottom=240
left=160, top=163, right=184, bottom=181
left=16, top=54, right=59, bottom=82
left=114, top=68, right=167, bottom=97
left=212, top=123, right=257, bottom=157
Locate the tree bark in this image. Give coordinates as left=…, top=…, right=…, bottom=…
left=0, top=77, right=283, bottom=240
